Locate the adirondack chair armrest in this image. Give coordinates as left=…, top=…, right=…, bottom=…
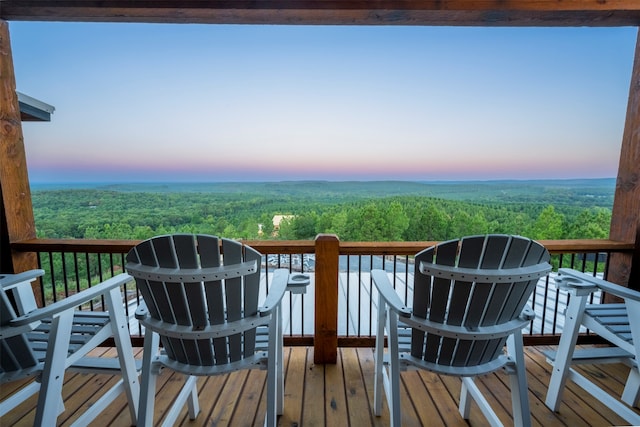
left=558, top=268, right=640, bottom=302
left=9, top=273, right=133, bottom=327
left=371, top=269, right=411, bottom=317
left=1, top=270, right=44, bottom=316
left=0, top=269, right=45, bottom=290
left=260, top=269, right=289, bottom=316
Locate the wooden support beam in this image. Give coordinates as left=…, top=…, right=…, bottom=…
left=609, top=29, right=640, bottom=291
left=0, top=20, right=39, bottom=280
left=314, top=234, right=339, bottom=364
left=1, top=1, right=640, bottom=26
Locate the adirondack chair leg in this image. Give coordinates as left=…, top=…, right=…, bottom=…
left=276, top=306, right=284, bottom=415
left=506, top=332, right=531, bottom=427
left=105, top=286, right=140, bottom=423
left=460, top=377, right=503, bottom=427
left=373, top=294, right=387, bottom=416
left=159, top=375, right=199, bottom=427
left=33, top=308, right=74, bottom=426
left=186, top=376, right=200, bottom=419
left=265, top=309, right=280, bottom=427
left=622, top=367, right=640, bottom=407
left=0, top=381, right=41, bottom=416
left=159, top=374, right=199, bottom=427
left=138, top=329, right=160, bottom=427
left=459, top=380, right=472, bottom=419
left=622, top=299, right=640, bottom=408
left=545, top=291, right=588, bottom=412
left=385, top=310, right=401, bottom=427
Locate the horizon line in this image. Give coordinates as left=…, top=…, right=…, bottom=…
left=30, top=177, right=617, bottom=185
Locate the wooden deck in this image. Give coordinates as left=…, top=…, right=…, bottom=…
left=1, top=345, right=637, bottom=426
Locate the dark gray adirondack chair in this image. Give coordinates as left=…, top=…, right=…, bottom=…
left=126, top=234, right=289, bottom=427
left=372, top=234, right=551, bottom=427
left=545, top=268, right=640, bottom=425
left=0, top=269, right=140, bottom=426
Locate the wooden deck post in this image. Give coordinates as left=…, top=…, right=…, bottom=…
left=0, top=20, right=39, bottom=283
left=609, top=30, right=640, bottom=292
left=314, top=234, right=339, bottom=363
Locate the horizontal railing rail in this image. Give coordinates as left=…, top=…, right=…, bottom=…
left=11, top=237, right=636, bottom=362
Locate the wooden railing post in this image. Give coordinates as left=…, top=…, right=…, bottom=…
left=609, top=30, right=640, bottom=292
left=314, top=233, right=339, bottom=363
left=0, top=21, right=40, bottom=283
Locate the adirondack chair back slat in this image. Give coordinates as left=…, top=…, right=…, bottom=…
left=412, top=234, right=550, bottom=369
left=374, top=234, right=551, bottom=427
left=127, top=234, right=288, bottom=427
left=126, top=234, right=263, bottom=367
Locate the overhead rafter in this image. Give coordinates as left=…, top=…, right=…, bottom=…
left=1, top=0, right=640, bottom=26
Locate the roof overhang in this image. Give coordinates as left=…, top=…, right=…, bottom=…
left=1, top=1, right=640, bottom=26
left=18, top=92, right=55, bottom=122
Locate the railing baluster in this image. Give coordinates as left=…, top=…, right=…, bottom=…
left=48, top=251, right=56, bottom=304
left=10, top=237, right=635, bottom=351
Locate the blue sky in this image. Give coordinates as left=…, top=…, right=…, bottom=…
left=10, top=22, right=637, bottom=182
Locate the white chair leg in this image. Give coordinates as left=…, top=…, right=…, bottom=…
left=161, top=375, right=199, bottom=427
left=622, top=367, right=640, bottom=407
left=265, top=311, right=279, bottom=427
left=0, top=380, right=41, bottom=417
left=138, top=329, right=160, bottom=427
left=545, top=291, right=588, bottom=411
left=373, top=294, right=387, bottom=416
left=461, top=377, right=503, bottom=427
left=624, top=299, right=640, bottom=407
left=506, top=332, right=531, bottom=427
left=186, top=376, right=200, bottom=420
left=34, top=308, right=74, bottom=426
left=106, top=286, right=140, bottom=424
left=459, top=380, right=471, bottom=419
left=276, top=305, right=284, bottom=415
left=386, top=311, right=401, bottom=427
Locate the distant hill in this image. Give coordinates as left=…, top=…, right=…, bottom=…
left=30, top=178, right=616, bottom=208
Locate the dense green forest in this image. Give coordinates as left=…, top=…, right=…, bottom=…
left=31, top=179, right=615, bottom=241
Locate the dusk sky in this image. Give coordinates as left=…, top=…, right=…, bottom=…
left=10, top=22, right=637, bottom=183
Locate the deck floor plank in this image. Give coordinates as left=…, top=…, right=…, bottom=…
left=280, top=347, right=306, bottom=426
left=3, top=345, right=640, bottom=426
left=341, top=345, right=374, bottom=426
left=415, top=370, right=467, bottom=426
left=301, top=348, right=325, bottom=426
left=356, top=347, right=389, bottom=427
left=324, top=352, right=349, bottom=426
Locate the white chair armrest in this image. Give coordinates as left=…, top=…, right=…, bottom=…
left=0, top=269, right=44, bottom=290
left=371, top=269, right=411, bottom=317
left=558, top=268, right=640, bottom=302
left=1, top=270, right=44, bottom=315
left=10, top=273, right=133, bottom=326
left=260, top=269, right=289, bottom=316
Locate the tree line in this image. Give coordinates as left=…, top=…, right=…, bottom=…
left=32, top=188, right=612, bottom=242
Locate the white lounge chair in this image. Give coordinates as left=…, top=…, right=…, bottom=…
left=545, top=267, right=640, bottom=425
left=372, top=234, right=551, bottom=427
left=126, top=234, right=289, bottom=427
left=0, top=269, right=140, bottom=426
